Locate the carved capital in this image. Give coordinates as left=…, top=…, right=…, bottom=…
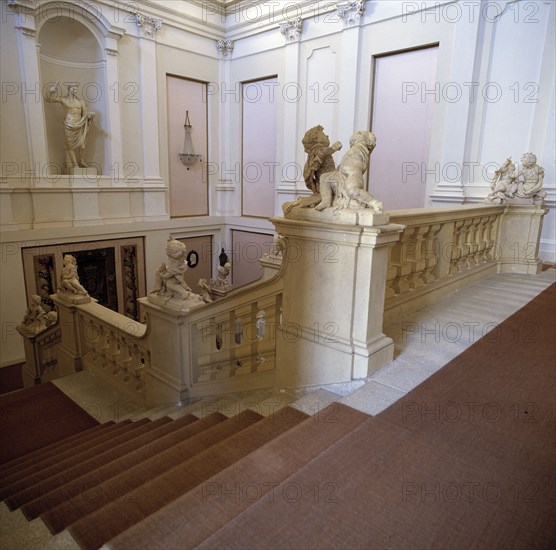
left=134, top=12, right=163, bottom=37
left=216, top=39, right=234, bottom=58
left=336, top=0, right=366, bottom=28
left=105, top=47, right=119, bottom=56
left=279, top=16, right=303, bottom=43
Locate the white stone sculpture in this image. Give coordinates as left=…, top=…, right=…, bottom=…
left=44, top=83, right=95, bottom=172
left=57, top=254, right=90, bottom=304
left=210, top=248, right=232, bottom=292
left=148, top=238, right=204, bottom=311
left=303, top=125, right=342, bottom=193
left=198, top=278, right=213, bottom=303
left=315, top=131, right=383, bottom=212
left=17, top=295, right=57, bottom=336
left=514, top=153, right=545, bottom=200
left=486, top=157, right=518, bottom=204
left=284, top=126, right=341, bottom=214
left=485, top=153, right=545, bottom=205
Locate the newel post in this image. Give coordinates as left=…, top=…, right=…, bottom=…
left=273, top=208, right=404, bottom=387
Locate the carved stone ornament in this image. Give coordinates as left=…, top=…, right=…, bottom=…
left=17, top=295, right=58, bottom=337
left=134, top=12, right=163, bottom=37
left=485, top=152, right=546, bottom=206
left=216, top=39, right=234, bottom=57
left=57, top=254, right=91, bottom=304
left=283, top=128, right=389, bottom=226
left=280, top=16, right=303, bottom=43
left=336, top=1, right=366, bottom=27
left=148, top=237, right=204, bottom=312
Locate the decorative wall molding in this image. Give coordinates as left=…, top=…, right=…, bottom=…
left=336, top=1, right=366, bottom=28
left=39, top=53, right=106, bottom=69
left=134, top=12, right=163, bottom=37
left=216, top=39, right=234, bottom=57
left=279, top=17, right=303, bottom=43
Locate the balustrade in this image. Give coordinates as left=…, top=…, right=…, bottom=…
left=20, top=202, right=547, bottom=404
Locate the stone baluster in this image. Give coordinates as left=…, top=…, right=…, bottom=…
left=422, top=223, right=442, bottom=284
left=390, top=228, right=413, bottom=295
left=406, top=225, right=429, bottom=289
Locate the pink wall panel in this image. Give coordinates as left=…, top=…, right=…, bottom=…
left=167, top=76, right=208, bottom=217
left=369, top=46, right=438, bottom=210
left=231, top=230, right=275, bottom=288
left=242, top=77, right=277, bottom=218
left=178, top=235, right=213, bottom=291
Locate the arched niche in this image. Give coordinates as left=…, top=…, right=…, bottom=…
left=38, top=15, right=107, bottom=174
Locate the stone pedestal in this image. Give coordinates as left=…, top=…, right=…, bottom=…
left=51, top=293, right=90, bottom=376
left=138, top=298, right=195, bottom=406
left=497, top=204, right=549, bottom=274
left=272, top=209, right=404, bottom=387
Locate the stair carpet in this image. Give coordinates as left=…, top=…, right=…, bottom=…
left=1, top=392, right=373, bottom=550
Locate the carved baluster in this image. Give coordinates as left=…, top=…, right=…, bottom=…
left=390, top=227, right=413, bottom=295
left=485, top=215, right=498, bottom=261
left=476, top=216, right=490, bottom=263
left=407, top=225, right=428, bottom=289
left=449, top=220, right=465, bottom=274
left=466, top=217, right=482, bottom=266
left=385, top=246, right=397, bottom=300
left=422, top=223, right=442, bottom=284
left=456, top=219, right=473, bottom=271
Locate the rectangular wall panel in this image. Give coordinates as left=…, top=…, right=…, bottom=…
left=242, top=77, right=277, bottom=218
left=369, top=46, right=438, bottom=210
left=167, top=75, right=208, bottom=217
left=231, top=230, right=275, bottom=288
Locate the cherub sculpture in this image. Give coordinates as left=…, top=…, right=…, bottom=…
left=18, top=295, right=57, bottom=335
left=210, top=248, right=232, bottom=291
left=59, top=254, right=89, bottom=297
left=284, top=126, right=342, bottom=214
left=315, top=131, right=383, bottom=212
left=484, top=153, right=545, bottom=204
left=198, top=278, right=213, bottom=303
left=514, top=152, right=545, bottom=199
left=151, top=238, right=199, bottom=303
left=485, top=157, right=518, bottom=204
left=302, top=125, right=342, bottom=193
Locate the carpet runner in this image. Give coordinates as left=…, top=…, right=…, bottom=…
left=1, top=283, right=554, bottom=549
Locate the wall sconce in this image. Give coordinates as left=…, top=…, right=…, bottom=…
left=178, top=111, right=202, bottom=169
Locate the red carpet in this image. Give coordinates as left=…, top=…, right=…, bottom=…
left=0, top=382, right=99, bottom=464
left=1, top=284, right=554, bottom=549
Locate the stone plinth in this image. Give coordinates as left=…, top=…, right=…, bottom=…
left=138, top=298, right=194, bottom=406
left=497, top=204, right=549, bottom=274
left=272, top=211, right=404, bottom=387
left=51, top=293, right=90, bottom=376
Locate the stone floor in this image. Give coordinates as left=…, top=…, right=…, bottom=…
left=2, top=269, right=555, bottom=549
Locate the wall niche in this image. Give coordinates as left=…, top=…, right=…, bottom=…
left=39, top=16, right=107, bottom=175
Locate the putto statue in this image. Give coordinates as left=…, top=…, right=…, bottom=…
left=17, top=295, right=58, bottom=337
left=285, top=126, right=341, bottom=213
left=148, top=237, right=204, bottom=311
left=57, top=254, right=90, bottom=304
left=45, top=82, right=95, bottom=172
left=486, top=157, right=518, bottom=204
left=284, top=128, right=383, bottom=218
left=315, top=131, right=383, bottom=212
left=485, top=153, right=545, bottom=205
left=210, top=248, right=232, bottom=292
left=302, top=125, right=342, bottom=193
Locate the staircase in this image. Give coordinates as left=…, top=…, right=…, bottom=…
left=1, top=271, right=555, bottom=549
